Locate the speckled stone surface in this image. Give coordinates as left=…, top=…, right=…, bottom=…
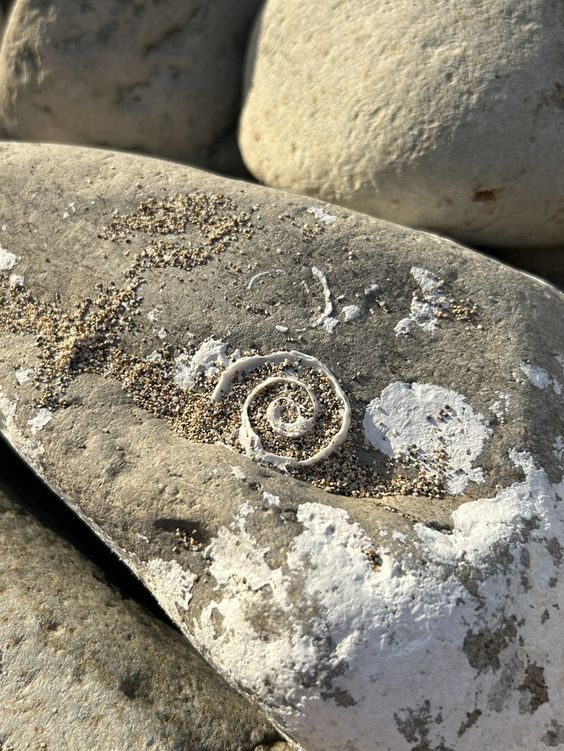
left=0, top=0, right=262, bottom=174
left=240, top=0, right=564, bottom=248
left=0, top=442, right=281, bottom=751
left=0, top=142, right=563, bottom=751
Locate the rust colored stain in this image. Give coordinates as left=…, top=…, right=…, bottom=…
left=473, top=188, right=498, bottom=203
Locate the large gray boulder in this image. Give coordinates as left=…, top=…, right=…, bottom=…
left=0, top=444, right=281, bottom=751
left=0, top=142, right=563, bottom=751
left=240, top=0, right=564, bottom=248
left=0, top=0, right=262, bottom=173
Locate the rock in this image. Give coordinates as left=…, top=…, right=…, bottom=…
left=482, top=246, right=564, bottom=291
left=240, top=0, right=564, bottom=248
left=0, top=443, right=280, bottom=750
left=0, top=141, right=563, bottom=751
left=0, top=0, right=262, bottom=173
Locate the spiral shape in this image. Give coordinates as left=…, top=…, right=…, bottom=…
left=211, top=351, right=351, bottom=468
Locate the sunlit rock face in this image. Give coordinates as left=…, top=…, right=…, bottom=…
left=0, top=142, right=563, bottom=751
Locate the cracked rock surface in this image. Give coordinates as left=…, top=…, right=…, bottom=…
left=0, top=142, right=563, bottom=751
left=0, top=0, right=262, bottom=173
left=0, top=440, right=281, bottom=751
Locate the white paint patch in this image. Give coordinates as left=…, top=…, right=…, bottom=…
left=363, top=382, right=491, bottom=494
left=192, top=452, right=564, bottom=751
left=15, top=368, right=34, bottom=385
left=0, top=246, right=17, bottom=271
left=247, top=269, right=286, bottom=290
left=27, top=408, right=53, bottom=434
left=308, top=206, right=337, bottom=224
left=311, top=267, right=339, bottom=334
left=262, top=491, right=280, bottom=507
left=520, top=362, right=562, bottom=395
left=341, top=304, right=361, bottom=322
left=8, top=273, right=24, bottom=288
left=173, top=339, right=240, bottom=390
left=145, top=558, right=196, bottom=620
left=489, top=392, right=511, bottom=420
left=275, top=324, right=289, bottom=333
left=231, top=465, right=247, bottom=481
left=394, top=266, right=450, bottom=336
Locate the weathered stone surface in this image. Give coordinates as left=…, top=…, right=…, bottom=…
left=240, top=0, right=564, bottom=248
left=0, top=142, right=563, bottom=751
left=0, top=443, right=280, bottom=751
left=0, top=0, right=262, bottom=173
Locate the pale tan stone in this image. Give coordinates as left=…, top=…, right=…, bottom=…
left=240, top=0, right=564, bottom=247
left=0, top=0, right=262, bottom=171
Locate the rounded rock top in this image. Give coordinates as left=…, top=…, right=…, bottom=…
left=240, top=0, right=564, bottom=248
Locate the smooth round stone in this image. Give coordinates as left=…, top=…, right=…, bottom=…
left=240, top=0, right=564, bottom=248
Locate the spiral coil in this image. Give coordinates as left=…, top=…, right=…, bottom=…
left=211, top=351, right=351, bottom=468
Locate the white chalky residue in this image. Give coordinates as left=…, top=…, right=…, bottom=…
left=157, top=327, right=167, bottom=340
left=8, top=274, right=24, bottom=288
left=0, top=389, right=44, bottom=465
left=147, top=308, right=160, bottom=322
left=15, top=368, right=33, bottom=385
left=62, top=202, right=76, bottom=220
left=520, top=362, right=562, bottom=395
left=27, top=408, right=52, bottom=434
left=341, top=305, right=361, bottom=322
left=173, top=339, right=240, bottom=390
left=262, top=491, right=280, bottom=507
left=247, top=269, right=286, bottom=290
left=489, top=392, right=511, bottom=420
left=311, top=267, right=339, bottom=334
left=307, top=206, right=337, bottom=224
left=556, top=354, right=564, bottom=373
left=145, top=558, right=196, bottom=620
left=146, top=351, right=162, bottom=362
left=363, top=382, right=491, bottom=494
left=364, top=283, right=381, bottom=296
left=192, top=452, right=564, bottom=751
left=0, top=246, right=17, bottom=271
left=394, top=266, right=450, bottom=336
left=231, top=466, right=246, bottom=481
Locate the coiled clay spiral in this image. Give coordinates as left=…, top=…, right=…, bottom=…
left=211, top=350, right=351, bottom=468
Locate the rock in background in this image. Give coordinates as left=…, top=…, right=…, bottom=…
left=240, top=0, right=564, bottom=248
left=0, top=0, right=263, bottom=174
left=0, top=142, right=563, bottom=751
left=0, top=439, right=281, bottom=751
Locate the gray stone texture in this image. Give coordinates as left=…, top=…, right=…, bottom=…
left=0, top=0, right=262, bottom=173
left=0, top=142, right=562, bottom=751
left=0, top=441, right=281, bottom=751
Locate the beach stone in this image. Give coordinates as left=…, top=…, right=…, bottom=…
left=0, top=141, right=563, bottom=751
left=240, top=0, right=564, bottom=248
left=0, top=443, right=280, bottom=751
left=0, top=0, right=262, bottom=173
